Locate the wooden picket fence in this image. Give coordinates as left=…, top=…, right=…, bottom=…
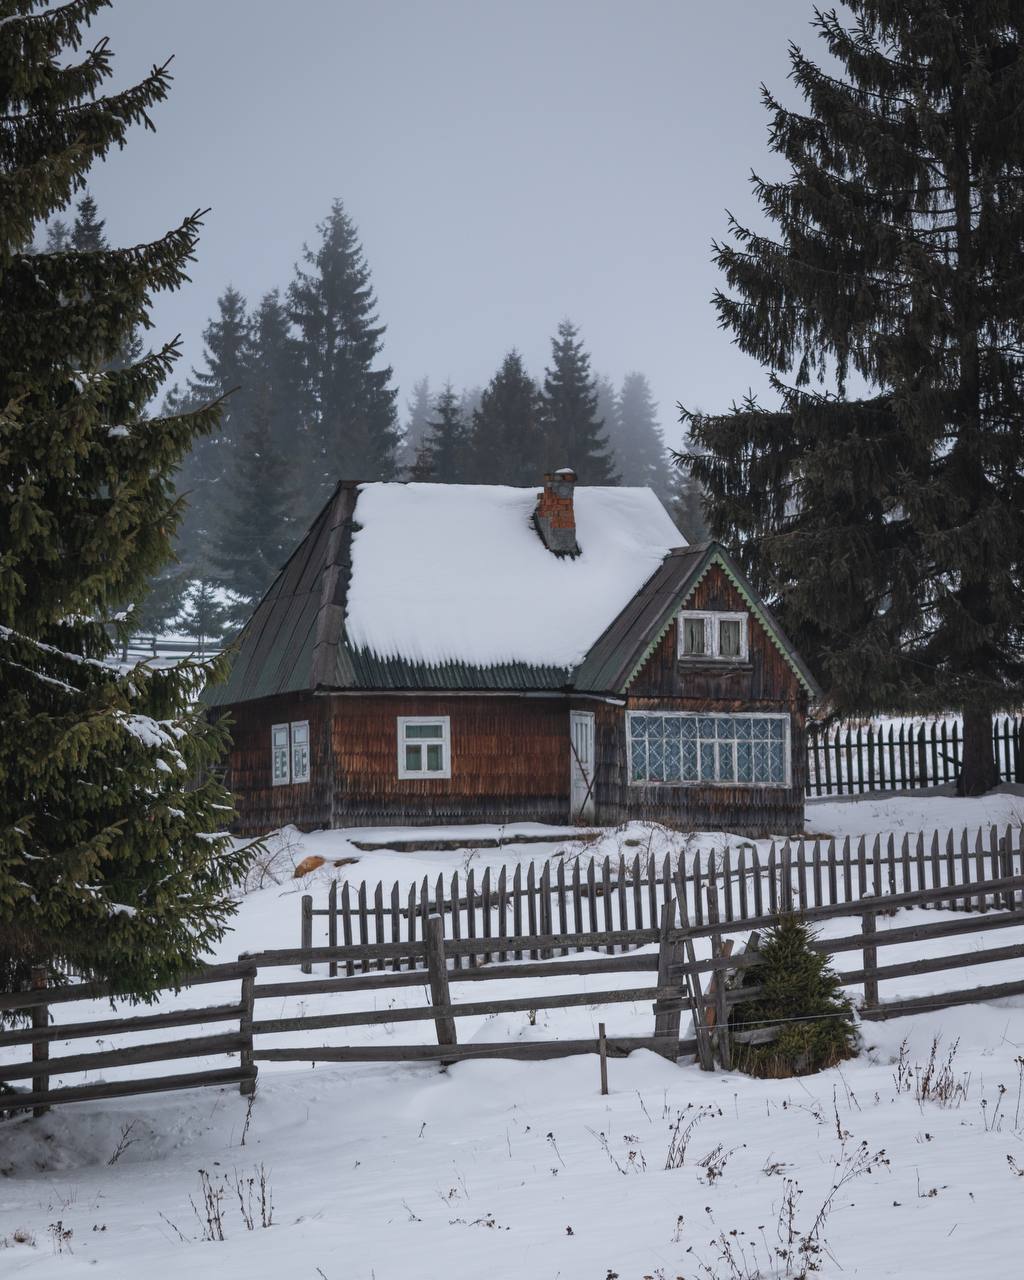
left=300, top=821, right=1024, bottom=975
left=5, top=822, right=1024, bottom=1115
left=806, top=714, right=1024, bottom=796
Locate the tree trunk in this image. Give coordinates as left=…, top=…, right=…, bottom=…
left=958, top=707, right=998, bottom=796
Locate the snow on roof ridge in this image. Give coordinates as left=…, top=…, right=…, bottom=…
left=344, top=482, right=683, bottom=670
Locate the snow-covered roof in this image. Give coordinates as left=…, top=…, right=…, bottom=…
left=344, top=483, right=682, bottom=671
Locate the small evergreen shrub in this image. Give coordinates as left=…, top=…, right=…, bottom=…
left=728, top=916, right=858, bottom=1078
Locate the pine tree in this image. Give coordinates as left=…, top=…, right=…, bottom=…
left=176, top=285, right=252, bottom=569
left=668, top=453, right=710, bottom=543
left=612, top=372, right=670, bottom=497
left=728, top=917, right=857, bottom=1077
left=0, top=0, right=252, bottom=1004
left=412, top=383, right=472, bottom=483
left=541, top=320, right=617, bottom=482
left=686, top=3, right=1024, bottom=794
left=177, top=575, right=234, bottom=652
left=399, top=376, right=431, bottom=475
left=44, top=218, right=70, bottom=252
left=70, top=191, right=105, bottom=250
left=288, top=199, right=399, bottom=512
left=470, top=350, right=546, bottom=485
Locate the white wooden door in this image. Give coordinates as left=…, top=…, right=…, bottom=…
left=569, top=711, right=596, bottom=823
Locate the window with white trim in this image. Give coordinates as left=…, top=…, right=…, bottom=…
left=271, top=720, right=311, bottom=785
left=271, top=723, right=290, bottom=785
left=627, top=712, right=790, bottom=787
left=398, top=716, right=451, bottom=779
left=290, top=720, right=310, bottom=783
left=678, top=611, right=749, bottom=661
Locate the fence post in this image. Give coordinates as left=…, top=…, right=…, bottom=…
left=861, top=910, right=878, bottom=1010
left=31, top=966, right=49, bottom=1118
left=424, top=914, right=457, bottom=1058
left=239, top=958, right=256, bottom=1096
left=706, top=876, right=732, bottom=1071
left=300, top=894, right=313, bottom=975
left=327, top=880, right=338, bottom=978
left=653, top=899, right=684, bottom=1060
left=598, top=1022, right=609, bottom=1096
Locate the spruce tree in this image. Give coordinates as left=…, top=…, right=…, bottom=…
left=612, top=372, right=669, bottom=497
left=177, top=574, right=234, bottom=652
left=399, top=375, right=431, bottom=476
left=288, top=199, right=399, bottom=512
left=0, top=0, right=251, bottom=1002
left=470, top=350, right=546, bottom=485
left=412, top=383, right=472, bottom=483
left=728, top=917, right=857, bottom=1078
left=686, top=2, right=1024, bottom=794
left=541, top=320, right=617, bottom=483
left=70, top=191, right=104, bottom=250
left=668, top=452, right=710, bottom=543
left=176, top=285, right=252, bottom=569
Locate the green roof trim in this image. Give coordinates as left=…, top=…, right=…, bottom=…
left=620, top=546, right=820, bottom=697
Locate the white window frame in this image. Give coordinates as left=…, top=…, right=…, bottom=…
left=677, top=610, right=749, bottom=662
left=271, top=723, right=291, bottom=786
left=397, top=715, right=452, bottom=780
left=625, top=710, right=791, bottom=789
left=290, top=720, right=310, bottom=784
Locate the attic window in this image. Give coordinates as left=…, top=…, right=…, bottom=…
left=397, top=716, right=451, bottom=779
left=678, top=611, right=748, bottom=662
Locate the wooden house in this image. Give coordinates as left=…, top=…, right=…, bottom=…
left=206, top=470, right=820, bottom=836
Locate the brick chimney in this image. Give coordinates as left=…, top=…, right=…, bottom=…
left=534, top=467, right=580, bottom=556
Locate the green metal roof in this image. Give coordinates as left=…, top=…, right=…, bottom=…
left=204, top=487, right=819, bottom=707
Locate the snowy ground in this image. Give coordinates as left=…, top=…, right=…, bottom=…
left=3, top=792, right=1024, bottom=1278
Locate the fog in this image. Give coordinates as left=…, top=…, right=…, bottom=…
left=86, top=0, right=819, bottom=443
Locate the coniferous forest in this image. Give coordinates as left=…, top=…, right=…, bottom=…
left=36, top=196, right=707, bottom=640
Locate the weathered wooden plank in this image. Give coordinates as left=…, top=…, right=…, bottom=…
left=482, top=866, right=494, bottom=965
left=861, top=910, right=878, bottom=1009
left=653, top=900, right=684, bottom=1060
left=341, top=881, right=355, bottom=977
left=497, top=865, right=509, bottom=963
left=300, top=894, right=313, bottom=975
left=602, top=857, right=614, bottom=955
left=539, top=862, right=552, bottom=960
left=571, top=860, right=583, bottom=953
left=1, top=1067, right=256, bottom=1113
left=860, top=978, right=1024, bottom=1021
left=617, top=855, right=629, bottom=948
left=527, top=862, right=539, bottom=960
left=357, top=882, right=370, bottom=974
left=255, top=984, right=667, bottom=1034
left=557, top=859, right=569, bottom=957
left=0, top=1032, right=246, bottom=1083
left=465, top=867, right=477, bottom=969
left=255, top=1037, right=696, bottom=1064
left=375, top=881, right=387, bottom=972
left=239, top=965, right=256, bottom=1096
left=327, top=880, right=338, bottom=979
left=0, top=1001, right=246, bottom=1049
left=425, top=915, right=457, bottom=1053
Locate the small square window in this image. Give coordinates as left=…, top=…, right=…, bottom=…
left=398, top=716, right=451, bottom=779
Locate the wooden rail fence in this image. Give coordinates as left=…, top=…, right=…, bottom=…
left=300, top=822, right=1024, bottom=974
left=5, top=826, right=1024, bottom=1115
left=806, top=715, right=1023, bottom=796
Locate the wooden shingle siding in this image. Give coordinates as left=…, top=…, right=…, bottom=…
left=591, top=566, right=809, bottom=835
left=222, top=693, right=334, bottom=835
left=328, top=696, right=570, bottom=827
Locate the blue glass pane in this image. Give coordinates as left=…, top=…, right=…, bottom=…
left=769, top=718, right=785, bottom=742
left=716, top=716, right=734, bottom=739
left=646, top=716, right=666, bottom=739
left=753, top=740, right=770, bottom=782
left=735, top=716, right=753, bottom=741
left=698, top=717, right=716, bottom=741
left=736, top=741, right=753, bottom=783
left=700, top=742, right=716, bottom=781
left=648, top=735, right=666, bottom=781
left=680, top=715, right=698, bottom=741
left=769, top=740, right=785, bottom=782
left=717, top=741, right=736, bottom=781
left=682, top=741, right=699, bottom=782
left=630, top=734, right=647, bottom=781
left=665, top=734, right=682, bottom=781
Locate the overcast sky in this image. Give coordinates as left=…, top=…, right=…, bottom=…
left=85, top=0, right=821, bottom=448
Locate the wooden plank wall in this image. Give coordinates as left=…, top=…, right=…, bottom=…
left=329, top=695, right=570, bottom=826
